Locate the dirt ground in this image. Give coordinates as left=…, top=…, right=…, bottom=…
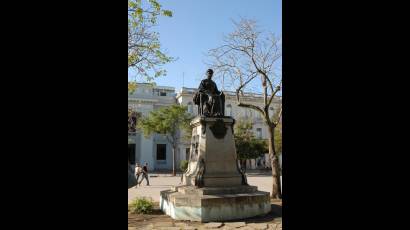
left=128, top=199, right=282, bottom=228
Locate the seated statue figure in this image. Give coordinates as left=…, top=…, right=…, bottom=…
left=193, top=69, right=225, bottom=117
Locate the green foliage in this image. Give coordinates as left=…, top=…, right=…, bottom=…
left=128, top=197, right=154, bottom=214
left=128, top=82, right=137, bottom=94
left=180, top=160, right=189, bottom=172
left=138, top=105, right=192, bottom=175
left=128, top=0, right=174, bottom=81
left=137, top=105, right=192, bottom=142
left=128, top=82, right=157, bottom=94
left=162, top=10, right=172, bottom=17
left=234, top=120, right=268, bottom=160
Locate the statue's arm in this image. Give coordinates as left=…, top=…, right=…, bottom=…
left=198, top=80, right=205, bottom=93
left=214, top=83, right=221, bottom=95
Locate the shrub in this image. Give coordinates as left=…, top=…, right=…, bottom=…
left=128, top=197, right=154, bottom=214
left=180, top=160, right=189, bottom=172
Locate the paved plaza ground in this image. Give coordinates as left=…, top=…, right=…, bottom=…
left=128, top=171, right=282, bottom=229
left=128, top=201, right=282, bottom=230
left=128, top=171, right=274, bottom=203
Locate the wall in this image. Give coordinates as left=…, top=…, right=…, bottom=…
left=138, top=135, right=154, bottom=171
left=152, top=134, right=173, bottom=170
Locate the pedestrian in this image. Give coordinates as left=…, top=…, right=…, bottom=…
left=128, top=160, right=138, bottom=189
left=140, top=162, right=150, bottom=186
left=134, top=163, right=143, bottom=188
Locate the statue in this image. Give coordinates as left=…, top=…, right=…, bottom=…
left=193, top=69, right=225, bottom=117
left=161, top=69, right=270, bottom=222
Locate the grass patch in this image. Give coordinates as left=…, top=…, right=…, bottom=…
left=128, top=197, right=154, bottom=214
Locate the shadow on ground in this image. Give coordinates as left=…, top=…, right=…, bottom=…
left=223, top=203, right=282, bottom=223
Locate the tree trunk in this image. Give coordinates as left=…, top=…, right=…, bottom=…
left=172, top=146, right=176, bottom=176
left=267, top=125, right=282, bottom=199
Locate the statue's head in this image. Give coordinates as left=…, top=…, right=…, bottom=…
left=206, top=69, right=214, bottom=79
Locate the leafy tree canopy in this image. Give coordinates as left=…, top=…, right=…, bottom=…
left=234, top=119, right=268, bottom=160
left=128, top=0, right=174, bottom=83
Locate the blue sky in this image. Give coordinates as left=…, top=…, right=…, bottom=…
left=129, top=0, right=282, bottom=91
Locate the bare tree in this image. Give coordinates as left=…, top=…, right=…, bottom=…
left=207, top=18, right=282, bottom=199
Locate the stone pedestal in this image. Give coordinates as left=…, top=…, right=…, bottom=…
left=160, top=117, right=271, bottom=222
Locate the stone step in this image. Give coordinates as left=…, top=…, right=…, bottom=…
left=167, top=191, right=270, bottom=207
left=173, top=185, right=258, bottom=195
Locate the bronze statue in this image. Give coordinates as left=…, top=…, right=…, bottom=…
left=193, top=69, right=225, bottom=117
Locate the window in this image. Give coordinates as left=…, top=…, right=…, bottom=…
left=256, top=128, right=262, bottom=139
left=160, top=92, right=166, bottom=96
left=128, top=144, right=136, bottom=164
left=226, top=104, right=232, bottom=116
left=156, top=144, right=166, bottom=160
left=128, top=111, right=141, bottom=133
left=185, top=148, right=190, bottom=160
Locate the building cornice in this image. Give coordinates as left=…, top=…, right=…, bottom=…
left=128, top=98, right=158, bottom=103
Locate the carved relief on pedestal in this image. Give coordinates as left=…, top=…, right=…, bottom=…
left=209, top=119, right=227, bottom=139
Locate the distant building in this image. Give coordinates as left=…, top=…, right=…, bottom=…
left=128, top=84, right=176, bottom=172
left=128, top=84, right=282, bottom=171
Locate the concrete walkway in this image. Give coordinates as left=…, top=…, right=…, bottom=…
left=128, top=172, right=273, bottom=203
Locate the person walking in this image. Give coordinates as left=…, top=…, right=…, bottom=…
left=128, top=160, right=138, bottom=189
left=134, top=163, right=143, bottom=188
left=140, top=162, right=150, bottom=186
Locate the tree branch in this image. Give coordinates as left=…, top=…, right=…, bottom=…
left=266, top=78, right=281, bottom=110
left=273, top=105, right=282, bottom=127
left=235, top=75, right=257, bottom=101
left=237, top=101, right=265, bottom=117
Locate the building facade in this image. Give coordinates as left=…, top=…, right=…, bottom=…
left=128, top=84, right=282, bottom=171
left=128, top=83, right=177, bottom=172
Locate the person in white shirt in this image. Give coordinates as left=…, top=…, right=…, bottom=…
left=134, top=163, right=143, bottom=188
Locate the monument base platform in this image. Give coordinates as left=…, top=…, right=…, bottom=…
left=160, top=185, right=271, bottom=222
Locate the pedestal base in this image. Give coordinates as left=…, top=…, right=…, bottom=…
left=160, top=185, right=271, bottom=222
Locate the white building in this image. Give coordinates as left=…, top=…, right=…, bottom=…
left=128, top=84, right=282, bottom=171
left=128, top=83, right=177, bottom=171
